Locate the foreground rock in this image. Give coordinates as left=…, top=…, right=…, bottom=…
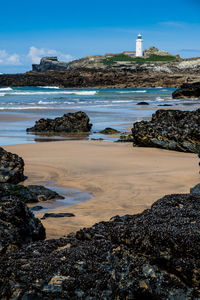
left=1, top=192, right=200, bottom=298
left=27, top=111, right=92, bottom=133
left=173, top=82, right=200, bottom=99
left=0, top=194, right=45, bottom=254
left=0, top=147, right=25, bottom=184
left=0, top=183, right=64, bottom=203
left=132, top=109, right=200, bottom=153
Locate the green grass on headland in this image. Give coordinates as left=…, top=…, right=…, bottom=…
left=103, top=54, right=177, bottom=65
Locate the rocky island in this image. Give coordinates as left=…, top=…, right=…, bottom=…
left=1, top=48, right=200, bottom=88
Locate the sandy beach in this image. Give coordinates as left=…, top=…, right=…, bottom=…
left=5, top=140, right=199, bottom=239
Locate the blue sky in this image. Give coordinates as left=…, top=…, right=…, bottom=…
left=0, top=0, right=199, bottom=73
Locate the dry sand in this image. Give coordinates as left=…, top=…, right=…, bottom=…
left=5, top=141, right=199, bottom=239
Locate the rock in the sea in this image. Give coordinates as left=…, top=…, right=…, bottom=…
left=132, top=109, right=200, bottom=153
left=173, top=82, right=200, bottom=99
left=1, top=192, right=200, bottom=298
left=99, top=127, right=120, bottom=134
left=137, top=101, right=149, bottom=105
left=41, top=212, right=75, bottom=219
left=26, top=111, right=92, bottom=133
left=0, top=147, right=25, bottom=184
left=0, top=183, right=64, bottom=203
left=0, top=194, right=45, bottom=253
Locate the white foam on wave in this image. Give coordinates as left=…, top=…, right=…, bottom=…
left=38, top=86, right=60, bottom=89
left=0, top=106, right=50, bottom=110
left=38, top=100, right=59, bottom=104
left=5, top=90, right=97, bottom=96
left=155, top=97, right=164, bottom=101
left=0, top=87, right=13, bottom=91
left=0, top=93, right=5, bottom=97
left=119, top=90, right=147, bottom=94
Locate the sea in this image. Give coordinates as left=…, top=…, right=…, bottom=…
left=0, top=86, right=198, bottom=146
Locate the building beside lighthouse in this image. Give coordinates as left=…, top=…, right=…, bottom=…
left=136, top=34, right=143, bottom=57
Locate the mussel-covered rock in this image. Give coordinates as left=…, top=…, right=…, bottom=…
left=0, top=194, right=45, bottom=254
left=132, top=109, right=200, bottom=153
left=172, top=82, right=200, bottom=99
left=0, top=147, right=25, bottom=184
left=26, top=111, right=92, bottom=133
left=1, top=192, right=200, bottom=298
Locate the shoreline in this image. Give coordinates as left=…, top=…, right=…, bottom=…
left=5, top=140, right=199, bottom=239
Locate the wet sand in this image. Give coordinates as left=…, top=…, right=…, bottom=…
left=5, top=141, right=199, bottom=239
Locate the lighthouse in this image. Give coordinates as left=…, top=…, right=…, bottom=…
left=136, top=34, right=143, bottom=57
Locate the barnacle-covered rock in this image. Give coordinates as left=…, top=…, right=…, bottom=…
left=1, top=193, right=200, bottom=298
left=132, top=109, right=200, bottom=153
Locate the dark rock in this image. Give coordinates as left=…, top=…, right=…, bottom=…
left=41, top=212, right=75, bottom=219
left=137, top=101, right=149, bottom=105
left=99, top=127, right=120, bottom=134
left=31, top=206, right=45, bottom=211
left=1, top=193, right=200, bottom=298
left=0, top=69, right=200, bottom=89
left=132, top=109, right=200, bottom=153
left=173, top=82, right=200, bottom=99
left=190, top=183, right=200, bottom=196
left=0, top=147, right=25, bottom=184
left=27, top=111, right=92, bottom=133
left=0, top=195, right=45, bottom=253
left=0, top=183, right=64, bottom=203
left=117, top=133, right=133, bottom=142
left=158, top=104, right=172, bottom=106
left=91, top=138, right=104, bottom=141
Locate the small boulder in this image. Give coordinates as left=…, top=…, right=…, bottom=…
left=26, top=111, right=92, bottom=133
left=0, top=183, right=64, bottom=203
left=0, top=147, right=25, bottom=184
left=41, top=212, right=75, bottom=219
left=99, top=127, right=120, bottom=134
left=137, top=101, right=149, bottom=105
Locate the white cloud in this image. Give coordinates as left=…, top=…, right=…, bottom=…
left=28, top=46, right=73, bottom=64
left=0, top=50, right=21, bottom=65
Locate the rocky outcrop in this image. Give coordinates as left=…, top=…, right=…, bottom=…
left=0, top=183, right=64, bottom=203
left=1, top=192, right=200, bottom=298
left=0, top=147, right=25, bottom=184
left=27, top=111, right=92, bottom=133
left=132, top=109, right=200, bottom=153
left=0, top=194, right=45, bottom=254
left=0, top=69, right=200, bottom=89
left=172, top=82, right=200, bottom=99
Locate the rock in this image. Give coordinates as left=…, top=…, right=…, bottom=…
left=99, top=127, right=120, bottom=134
left=41, top=212, right=75, bottom=219
left=158, top=104, right=172, bottom=106
left=117, top=133, right=133, bottom=142
left=27, top=111, right=92, bottom=133
left=137, top=101, right=149, bottom=105
left=132, top=109, right=200, bottom=153
left=173, top=82, right=200, bottom=99
left=0, top=147, right=25, bottom=184
left=1, top=193, right=200, bottom=298
left=0, top=194, right=45, bottom=253
left=31, top=206, right=45, bottom=211
left=190, top=183, right=200, bottom=196
left=0, top=183, right=64, bottom=203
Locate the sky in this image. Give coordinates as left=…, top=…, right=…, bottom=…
left=0, top=0, right=199, bottom=73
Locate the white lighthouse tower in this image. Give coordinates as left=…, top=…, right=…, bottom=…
left=136, top=34, right=143, bottom=57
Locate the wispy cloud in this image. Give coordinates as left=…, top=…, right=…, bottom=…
left=0, top=50, right=21, bottom=65
left=0, top=47, right=73, bottom=68
left=159, top=21, right=186, bottom=28
left=28, top=46, right=73, bottom=64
